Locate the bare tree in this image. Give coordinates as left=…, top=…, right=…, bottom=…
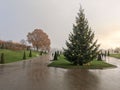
left=20, top=39, right=27, bottom=45
left=20, top=39, right=27, bottom=50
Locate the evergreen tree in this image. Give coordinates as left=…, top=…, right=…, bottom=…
left=104, top=50, right=107, bottom=57
left=52, top=53, right=54, bottom=57
left=107, top=50, right=110, bottom=56
left=53, top=52, right=58, bottom=60
left=23, top=51, right=26, bottom=60
left=40, top=51, right=42, bottom=55
left=97, top=54, right=102, bottom=61
left=64, top=6, right=100, bottom=66
left=56, top=51, right=58, bottom=56
left=0, top=53, right=5, bottom=64
left=29, top=50, right=32, bottom=57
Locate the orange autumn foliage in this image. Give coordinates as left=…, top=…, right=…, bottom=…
left=27, top=29, right=51, bottom=51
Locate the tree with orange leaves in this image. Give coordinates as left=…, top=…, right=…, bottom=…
left=27, top=29, right=50, bottom=51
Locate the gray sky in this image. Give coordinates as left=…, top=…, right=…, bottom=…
left=0, top=0, right=120, bottom=49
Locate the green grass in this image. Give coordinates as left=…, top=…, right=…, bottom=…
left=48, top=55, right=116, bottom=69
left=110, top=54, right=120, bottom=59
left=0, top=49, right=40, bottom=63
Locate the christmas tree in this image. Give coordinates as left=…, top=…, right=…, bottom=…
left=64, top=6, right=100, bottom=66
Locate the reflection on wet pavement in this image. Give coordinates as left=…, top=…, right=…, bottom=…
left=0, top=55, right=120, bottom=90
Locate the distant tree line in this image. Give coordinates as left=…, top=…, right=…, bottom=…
left=0, top=40, right=30, bottom=50
left=0, top=29, right=51, bottom=52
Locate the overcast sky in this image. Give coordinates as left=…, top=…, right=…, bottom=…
left=0, top=0, right=120, bottom=49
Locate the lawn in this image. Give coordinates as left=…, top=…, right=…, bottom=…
left=110, top=54, right=120, bottom=59
left=48, top=55, right=116, bottom=69
left=0, top=49, right=40, bottom=63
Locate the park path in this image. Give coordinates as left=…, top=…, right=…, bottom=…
left=0, top=54, right=120, bottom=90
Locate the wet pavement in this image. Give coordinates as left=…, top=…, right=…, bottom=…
left=0, top=55, right=120, bottom=90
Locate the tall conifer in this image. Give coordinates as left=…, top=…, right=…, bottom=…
left=64, top=6, right=100, bottom=65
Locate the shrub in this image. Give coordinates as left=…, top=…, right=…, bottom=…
left=23, top=51, right=26, bottom=60
left=29, top=50, right=32, bottom=57
left=0, top=53, right=5, bottom=64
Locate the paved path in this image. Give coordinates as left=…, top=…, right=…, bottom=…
left=0, top=55, right=120, bottom=90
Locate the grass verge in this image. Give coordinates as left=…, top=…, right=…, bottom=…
left=48, top=55, right=116, bottom=69
left=0, top=49, right=40, bottom=63
left=110, top=54, right=120, bottom=59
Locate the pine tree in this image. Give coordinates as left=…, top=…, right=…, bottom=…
left=107, top=50, right=110, bottom=56
left=23, top=51, right=26, bottom=60
left=53, top=52, right=58, bottom=60
left=0, top=53, right=5, bottom=64
left=97, top=54, right=102, bottom=61
left=64, top=6, right=100, bottom=66
left=29, top=50, right=32, bottom=57
left=104, top=50, right=107, bottom=57
left=57, top=51, right=60, bottom=57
